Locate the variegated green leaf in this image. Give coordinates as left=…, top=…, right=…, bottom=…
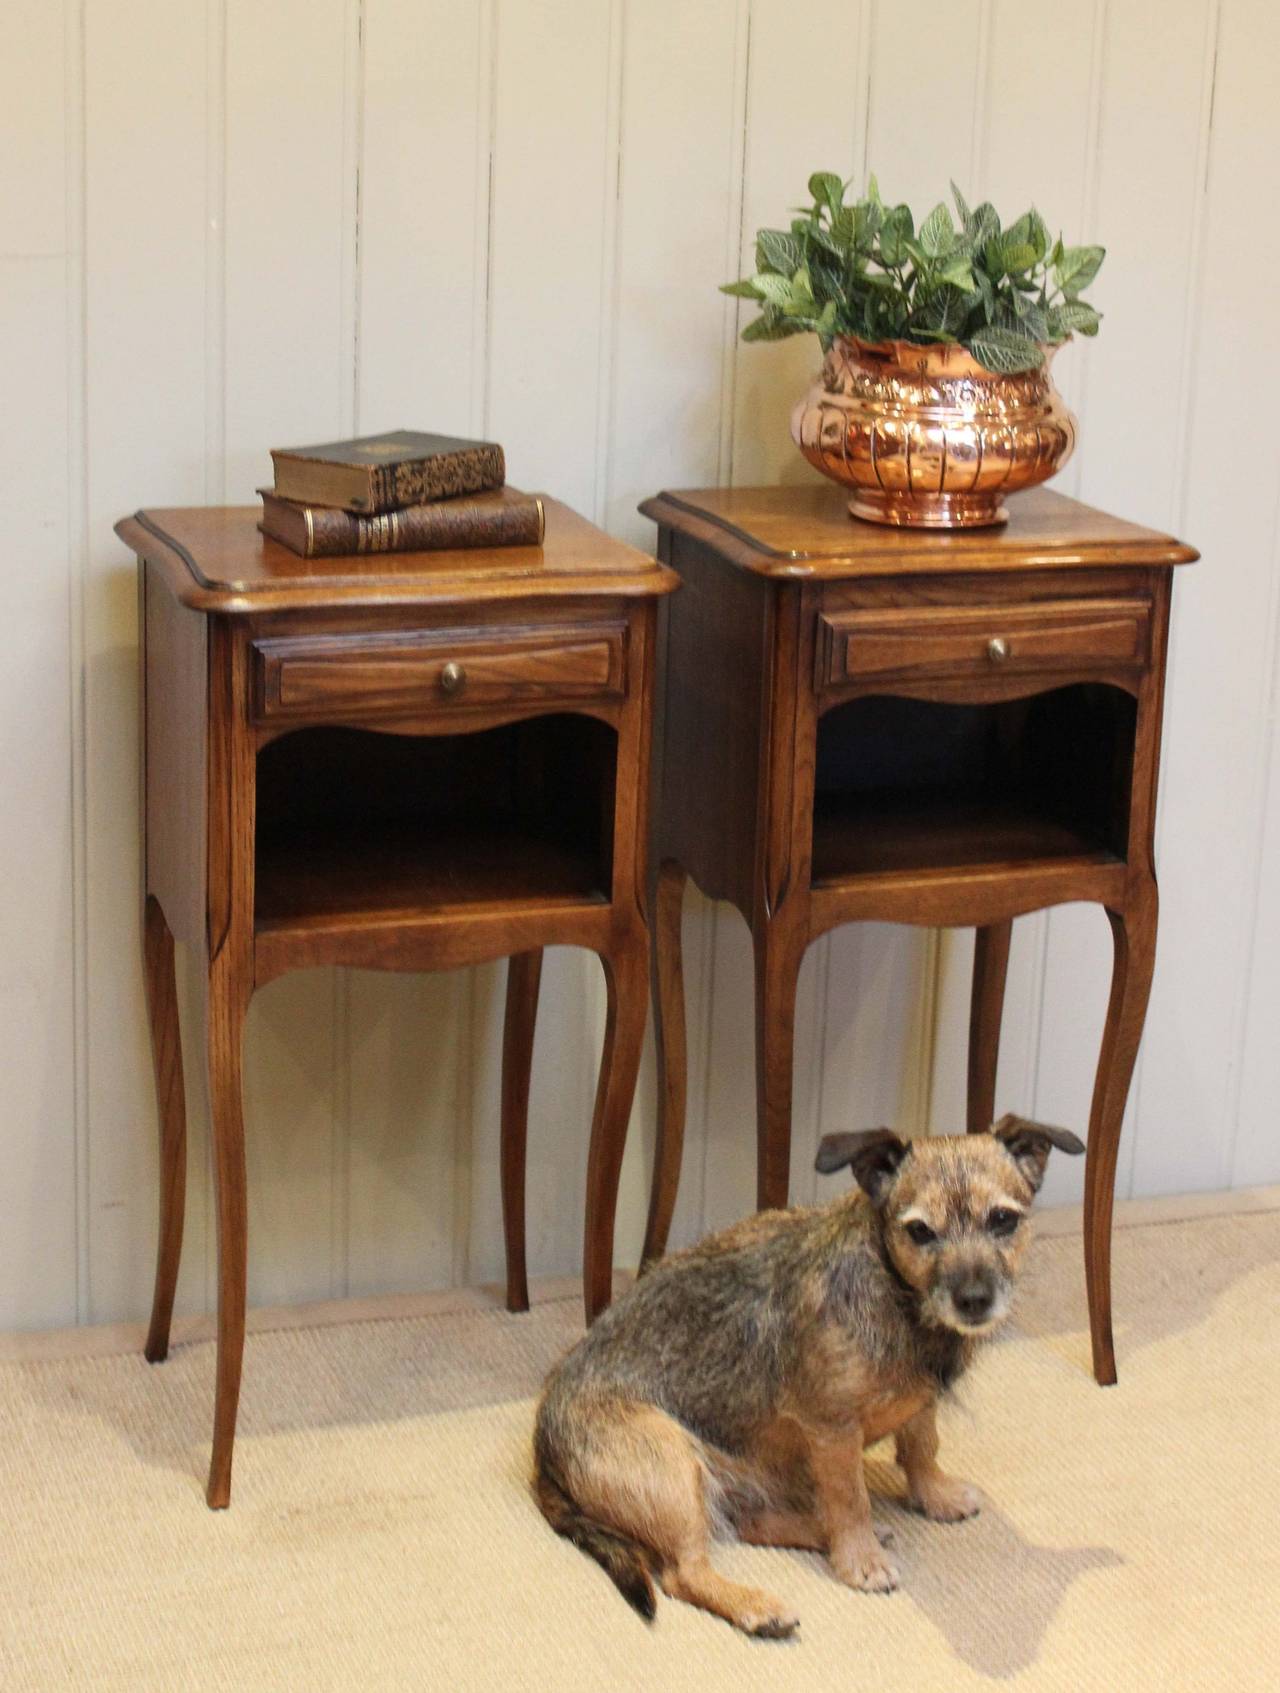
left=1000, top=240, right=1038, bottom=274
left=741, top=309, right=805, bottom=341
left=808, top=171, right=845, bottom=216
left=1055, top=244, right=1105, bottom=296
left=756, top=228, right=804, bottom=277
left=1053, top=299, right=1102, bottom=336
left=753, top=271, right=795, bottom=306
left=919, top=201, right=955, bottom=258
left=937, top=255, right=977, bottom=292
left=969, top=202, right=1001, bottom=248
left=967, top=325, right=1046, bottom=373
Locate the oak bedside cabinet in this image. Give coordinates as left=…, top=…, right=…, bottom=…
left=118, top=502, right=676, bottom=1506
left=638, top=483, right=1196, bottom=1387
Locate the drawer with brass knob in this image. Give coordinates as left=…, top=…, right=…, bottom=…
left=815, top=596, right=1151, bottom=691
left=252, top=622, right=628, bottom=724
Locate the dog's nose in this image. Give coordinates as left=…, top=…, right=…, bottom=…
left=952, top=1280, right=994, bottom=1323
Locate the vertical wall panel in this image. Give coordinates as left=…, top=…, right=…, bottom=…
left=464, top=0, right=620, bottom=1284
left=0, top=6, right=78, bottom=1328
left=930, top=922, right=1045, bottom=1133
left=865, top=0, right=985, bottom=205
left=604, top=0, right=744, bottom=1253
left=698, top=1, right=864, bottom=1227
left=222, top=0, right=355, bottom=1304
left=730, top=2, right=867, bottom=492
left=1235, top=667, right=1280, bottom=1186
left=1133, top=0, right=1280, bottom=1195
left=1033, top=0, right=1212, bottom=1205
left=484, top=0, right=616, bottom=513
left=223, top=0, right=356, bottom=498
left=359, top=0, right=489, bottom=436
left=343, top=971, right=471, bottom=1295
left=1070, top=0, right=1211, bottom=527
left=812, top=0, right=984, bottom=1198
left=346, top=0, right=491, bottom=1297
left=978, top=0, right=1099, bottom=436
left=928, top=0, right=1104, bottom=1205
left=605, top=0, right=743, bottom=545
left=82, top=0, right=211, bottom=1323
left=927, top=3, right=1213, bottom=1210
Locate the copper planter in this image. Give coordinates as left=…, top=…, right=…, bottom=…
left=790, top=334, right=1077, bottom=528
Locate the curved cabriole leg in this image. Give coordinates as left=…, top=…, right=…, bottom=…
left=967, top=918, right=1013, bottom=1134
left=582, top=933, right=649, bottom=1323
left=142, top=896, right=187, bottom=1363
left=753, top=921, right=806, bottom=1213
left=641, top=862, right=687, bottom=1269
left=500, top=949, right=543, bottom=1313
left=1084, top=878, right=1158, bottom=1387
left=205, top=952, right=250, bottom=1509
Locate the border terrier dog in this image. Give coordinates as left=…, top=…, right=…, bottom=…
left=534, top=1114, right=1083, bottom=1637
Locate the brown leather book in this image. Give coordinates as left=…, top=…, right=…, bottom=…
left=269, top=428, right=505, bottom=513
left=258, top=486, right=545, bottom=557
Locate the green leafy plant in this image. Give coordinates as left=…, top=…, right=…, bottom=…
left=723, top=174, right=1104, bottom=374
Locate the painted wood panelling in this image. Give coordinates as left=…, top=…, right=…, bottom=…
left=81, top=0, right=213, bottom=1324
left=1133, top=0, right=1280, bottom=1198
left=224, top=0, right=357, bottom=1310
left=709, top=0, right=875, bottom=1232
left=597, top=0, right=746, bottom=1260
left=6, top=0, right=1277, bottom=1330
left=807, top=0, right=990, bottom=1211
left=929, top=0, right=1114, bottom=1204
left=926, top=0, right=1220, bottom=1211
left=348, top=1, right=492, bottom=1299
left=1024, top=0, right=1217, bottom=1205
left=467, top=0, right=622, bottom=1284
left=0, top=6, right=77, bottom=1328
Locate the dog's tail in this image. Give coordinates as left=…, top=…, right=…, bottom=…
left=534, top=1463, right=656, bottom=1621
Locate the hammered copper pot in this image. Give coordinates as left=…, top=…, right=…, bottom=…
left=790, top=333, right=1077, bottom=528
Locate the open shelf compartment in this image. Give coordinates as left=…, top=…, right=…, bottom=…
left=811, top=686, right=1136, bottom=886
left=254, top=715, right=616, bottom=932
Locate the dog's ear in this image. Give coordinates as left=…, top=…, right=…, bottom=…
left=992, top=1114, right=1085, bottom=1193
left=815, top=1129, right=911, bottom=1203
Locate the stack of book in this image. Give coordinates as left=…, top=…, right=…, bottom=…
left=259, top=429, right=545, bottom=557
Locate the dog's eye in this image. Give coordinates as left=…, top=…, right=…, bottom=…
left=988, top=1208, right=1022, bottom=1238
left=903, top=1219, right=937, bottom=1247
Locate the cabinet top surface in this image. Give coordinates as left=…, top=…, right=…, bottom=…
left=117, top=499, right=676, bottom=614
left=639, top=483, right=1198, bottom=578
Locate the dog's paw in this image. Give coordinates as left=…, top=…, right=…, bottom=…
left=909, top=1474, right=981, bottom=1523
left=833, top=1541, right=901, bottom=1594
left=738, top=1592, right=800, bottom=1640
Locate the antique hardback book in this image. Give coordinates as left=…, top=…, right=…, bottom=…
left=270, top=428, right=506, bottom=513
left=258, top=486, right=545, bottom=557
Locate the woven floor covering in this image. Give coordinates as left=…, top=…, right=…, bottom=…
left=3, top=1206, right=1278, bottom=1691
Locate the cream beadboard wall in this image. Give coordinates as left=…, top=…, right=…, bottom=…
left=6, top=0, right=1276, bottom=1331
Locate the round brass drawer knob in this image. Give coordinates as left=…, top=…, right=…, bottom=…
left=439, top=660, right=467, bottom=695
left=986, top=636, right=1010, bottom=664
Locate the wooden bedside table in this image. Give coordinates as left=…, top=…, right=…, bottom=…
left=117, top=502, right=675, bottom=1506
left=638, top=483, right=1196, bottom=1386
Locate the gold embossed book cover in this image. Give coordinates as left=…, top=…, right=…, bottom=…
left=258, top=486, right=544, bottom=557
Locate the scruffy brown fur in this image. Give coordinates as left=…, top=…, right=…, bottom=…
left=534, top=1115, right=1083, bottom=1637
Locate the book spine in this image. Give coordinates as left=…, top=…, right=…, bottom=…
left=369, top=444, right=506, bottom=513
left=298, top=495, right=543, bottom=557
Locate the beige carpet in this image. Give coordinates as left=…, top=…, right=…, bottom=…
left=3, top=1204, right=1279, bottom=1692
